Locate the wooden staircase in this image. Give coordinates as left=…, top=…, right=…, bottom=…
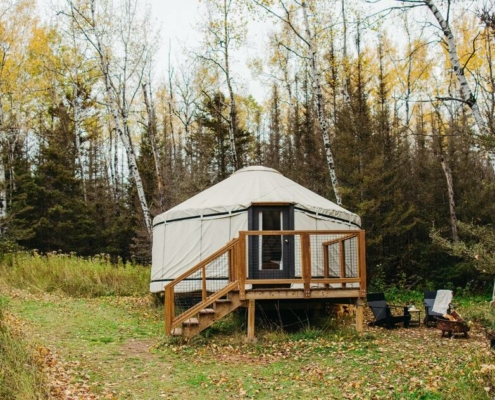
left=171, top=293, right=244, bottom=339
left=164, top=238, right=243, bottom=340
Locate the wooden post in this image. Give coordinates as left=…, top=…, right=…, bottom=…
left=164, top=286, right=174, bottom=336
left=339, top=239, right=346, bottom=289
left=323, top=243, right=329, bottom=289
left=239, top=232, right=246, bottom=300
left=358, top=230, right=367, bottom=296
left=301, top=233, right=311, bottom=298
left=247, top=299, right=256, bottom=341
left=355, top=297, right=364, bottom=334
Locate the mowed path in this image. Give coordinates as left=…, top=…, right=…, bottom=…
left=3, top=286, right=495, bottom=400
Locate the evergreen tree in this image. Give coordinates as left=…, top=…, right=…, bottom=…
left=12, top=101, right=98, bottom=255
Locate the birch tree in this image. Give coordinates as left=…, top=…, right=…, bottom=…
left=142, top=82, right=165, bottom=212
left=64, top=0, right=157, bottom=239
left=399, top=1, right=490, bottom=138
left=253, top=0, right=342, bottom=205
left=199, top=0, right=247, bottom=171
left=0, top=0, right=46, bottom=226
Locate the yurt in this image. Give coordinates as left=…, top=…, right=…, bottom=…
left=150, top=166, right=361, bottom=293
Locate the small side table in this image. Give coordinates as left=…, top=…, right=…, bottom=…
left=408, top=309, right=422, bottom=326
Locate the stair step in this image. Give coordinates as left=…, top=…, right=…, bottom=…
left=199, top=308, right=215, bottom=315
left=171, top=328, right=182, bottom=336
left=183, top=318, right=199, bottom=326
left=215, top=299, right=232, bottom=304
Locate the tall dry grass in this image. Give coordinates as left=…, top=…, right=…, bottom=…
left=0, top=252, right=150, bottom=297
left=0, top=297, right=50, bottom=399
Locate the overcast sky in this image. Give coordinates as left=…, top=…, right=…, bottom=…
left=154, top=0, right=267, bottom=100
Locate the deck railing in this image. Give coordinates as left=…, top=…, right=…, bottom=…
left=164, top=230, right=366, bottom=335
left=238, top=230, right=367, bottom=298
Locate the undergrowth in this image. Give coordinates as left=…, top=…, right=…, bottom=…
left=0, top=297, right=50, bottom=400
left=0, top=252, right=150, bottom=297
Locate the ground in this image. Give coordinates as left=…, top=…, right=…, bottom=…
left=2, top=285, right=495, bottom=399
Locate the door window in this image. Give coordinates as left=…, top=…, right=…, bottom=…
left=259, top=210, right=283, bottom=270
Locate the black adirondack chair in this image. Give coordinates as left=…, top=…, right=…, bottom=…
left=367, top=292, right=411, bottom=329
left=423, top=290, right=452, bottom=327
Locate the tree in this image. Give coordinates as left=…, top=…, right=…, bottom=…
left=12, top=101, right=98, bottom=254
left=199, top=0, right=248, bottom=171
left=0, top=0, right=40, bottom=226
left=399, top=1, right=491, bottom=146
left=431, top=221, right=495, bottom=276
left=64, top=0, right=157, bottom=240
left=252, top=0, right=342, bottom=205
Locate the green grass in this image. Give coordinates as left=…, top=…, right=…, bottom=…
left=7, top=286, right=494, bottom=399
left=0, top=251, right=150, bottom=297
left=1, top=254, right=495, bottom=398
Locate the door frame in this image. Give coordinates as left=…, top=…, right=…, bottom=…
left=248, top=204, right=295, bottom=280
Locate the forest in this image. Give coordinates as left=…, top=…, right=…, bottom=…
left=1, top=0, right=494, bottom=292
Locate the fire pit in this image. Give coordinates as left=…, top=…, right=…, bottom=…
left=435, top=315, right=470, bottom=338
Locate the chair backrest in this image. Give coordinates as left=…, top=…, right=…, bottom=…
left=367, top=292, right=388, bottom=321
left=423, top=290, right=437, bottom=310
left=432, top=289, right=453, bottom=314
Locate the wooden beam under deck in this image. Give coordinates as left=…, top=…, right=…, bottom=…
left=243, top=288, right=361, bottom=300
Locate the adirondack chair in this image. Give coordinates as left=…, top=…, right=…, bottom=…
left=423, top=290, right=453, bottom=327
left=367, top=292, right=411, bottom=329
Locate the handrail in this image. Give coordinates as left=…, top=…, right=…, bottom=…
left=240, top=230, right=366, bottom=295
left=164, top=238, right=240, bottom=335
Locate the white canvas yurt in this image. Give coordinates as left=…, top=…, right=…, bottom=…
left=150, top=166, right=361, bottom=293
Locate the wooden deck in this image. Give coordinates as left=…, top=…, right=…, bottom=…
left=164, top=230, right=367, bottom=340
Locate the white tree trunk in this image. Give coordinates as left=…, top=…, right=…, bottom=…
left=0, top=97, right=5, bottom=223
left=122, top=115, right=153, bottom=237
left=143, top=83, right=165, bottom=212
left=222, top=0, right=239, bottom=170
left=72, top=84, right=87, bottom=203
left=440, top=156, right=458, bottom=242
left=424, top=0, right=488, bottom=135
left=301, top=0, right=342, bottom=205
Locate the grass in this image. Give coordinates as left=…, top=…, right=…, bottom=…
left=1, top=253, right=495, bottom=399
left=0, top=296, right=50, bottom=400
left=0, top=251, right=150, bottom=297
left=4, top=285, right=495, bottom=399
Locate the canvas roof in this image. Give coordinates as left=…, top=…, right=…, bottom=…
left=153, top=166, right=360, bottom=227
